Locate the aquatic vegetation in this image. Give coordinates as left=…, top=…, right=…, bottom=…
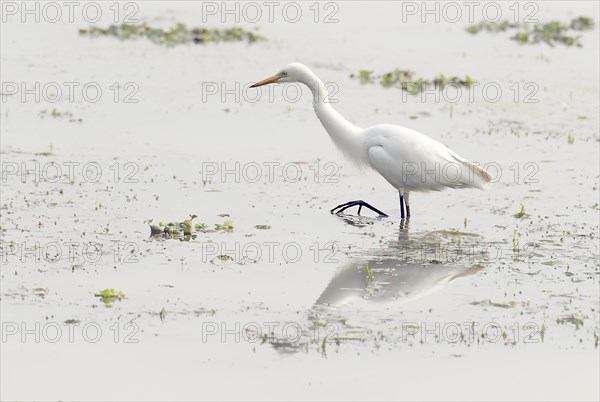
left=556, top=314, right=584, bottom=329
left=148, top=215, right=199, bottom=240
left=182, top=215, right=197, bottom=228
left=79, top=23, right=265, bottom=46
left=210, top=254, right=233, bottom=264
left=95, top=288, right=125, bottom=304
left=159, top=307, right=167, bottom=323
left=33, top=144, right=54, bottom=156
left=356, top=69, right=374, bottom=83
left=181, top=215, right=197, bottom=235
left=466, top=17, right=595, bottom=47
left=64, top=319, right=81, bottom=325
left=351, top=68, right=474, bottom=94
left=39, top=109, right=82, bottom=123
left=149, top=222, right=163, bottom=235
left=148, top=216, right=236, bottom=240
left=540, top=323, right=546, bottom=342
left=195, top=223, right=208, bottom=231
left=514, top=204, right=527, bottom=219
left=254, top=224, right=272, bottom=230
left=431, top=229, right=478, bottom=237
left=402, top=323, right=419, bottom=334
left=365, top=262, right=373, bottom=284
left=40, top=109, right=70, bottom=118
left=466, top=20, right=521, bottom=34
left=570, top=16, right=594, bottom=30
left=563, top=266, right=574, bottom=277
left=215, top=220, right=234, bottom=232
left=567, top=132, right=575, bottom=144
left=512, top=229, right=520, bottom=252
left=471, top=299, right=517, bottom=309
left=321, top=335, right=328, bottom=357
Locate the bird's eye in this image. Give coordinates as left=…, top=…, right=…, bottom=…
left=282, top=72, right=288, bottom=76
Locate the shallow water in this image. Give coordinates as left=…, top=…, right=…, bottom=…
left=1, top=1, right=599, bottom=400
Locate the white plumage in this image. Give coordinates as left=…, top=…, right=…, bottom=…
left=251, top=62, right=491, bottom=219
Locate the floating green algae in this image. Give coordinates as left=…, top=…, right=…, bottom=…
left=95, top=288, right=125, bottom=305
left=79, top=22, right=265, bottom=46
left=466, top=17, right=594, bottom=47
left=514, top=204, right=527, bottom=219
left=147, top=215, right=235, bottom=240
left=351, top=69, right=474, bottom=94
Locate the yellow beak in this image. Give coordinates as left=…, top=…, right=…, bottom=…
left=250, top=74, right=281, bottom=88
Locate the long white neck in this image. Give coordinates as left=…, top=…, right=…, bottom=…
left=301, top=73, right=366, bottom=164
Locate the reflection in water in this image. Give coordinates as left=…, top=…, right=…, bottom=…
left=315, top=258, right=483, bottom=307
left=335, top=214, right=410, bottom=229
left=267, top=228, right=486, bottom=354
left=317, top=226, right=484, bottom=306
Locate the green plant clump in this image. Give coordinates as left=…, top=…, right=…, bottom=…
left=351, top=69, right=474, bottom=94
left=95, top=288, right=125, bottom=304
left=466, top=17, right=594, bottom=47
left=79, top=22, right=265, bottom=46
left=147, top=215, right=236, bottom=240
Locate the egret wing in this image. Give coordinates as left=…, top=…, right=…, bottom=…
left=366, top=125, right=489, bottom=191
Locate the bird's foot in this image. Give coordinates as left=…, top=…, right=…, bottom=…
left=330, top=200, right=388, bottom=218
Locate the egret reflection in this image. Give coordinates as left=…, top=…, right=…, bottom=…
left=316, top=230, right=484, bottom=307
left=267, top=229, right=486, bottom=354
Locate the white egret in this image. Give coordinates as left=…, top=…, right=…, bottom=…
left=251, top=63, right=491, bottom=219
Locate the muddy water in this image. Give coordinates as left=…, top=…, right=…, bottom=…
left=1, top=1, right=599, bottom=400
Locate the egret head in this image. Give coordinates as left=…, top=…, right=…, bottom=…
left=250, top=62, right=313, bottom=87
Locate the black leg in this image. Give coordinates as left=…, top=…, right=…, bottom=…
left=329, top=200, right=355, bottom=212
left=399, top=195, right=406, bottom=220
left=406, top=204, right=411, bottom=218
left=330, top=200, right=388, bottom=217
